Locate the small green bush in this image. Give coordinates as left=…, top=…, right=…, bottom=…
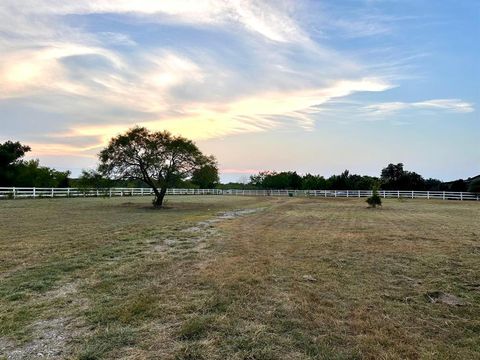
left=366, top=185, right=382, bottom=208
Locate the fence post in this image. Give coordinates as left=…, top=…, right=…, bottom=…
left=460, top=192, right=463, bottom=201
left=334, top=190, right=337, bottom=197
left=13, top=187, right=16, bottom=199
left=443, top=191, right=445, bottom=200
left=397, top=190, right=400, bottom=199
left=51, top=188, right=54, bottom=198
left=347, top=190, right=349, bottom=198
left=109, top=189, right=112, bottom=197
left=427, top=191, right=430, bottom=200
left=67, top=188, right=70, bottom=197
left=383, top=191, right=386, bottom=199
left=33, top=187, right=36, bottom=199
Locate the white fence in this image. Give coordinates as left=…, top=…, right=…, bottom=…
left=0, top=187, right=478, bottom=201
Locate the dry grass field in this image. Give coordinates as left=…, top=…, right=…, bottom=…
left=0, top=196, right=479, bottom=359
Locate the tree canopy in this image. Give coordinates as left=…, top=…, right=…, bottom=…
left=0, top=141, right=31, bottom=185
left=381, top=163, right=426, bottom=190
left=0, top=141, right=70, bottom=187
left=98, top=127, right=216, bottom=206
left=468, top=178, right=480, bottom=193
left=191, top=163, right=220, bottom=189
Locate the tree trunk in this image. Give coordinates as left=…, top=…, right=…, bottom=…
left=153, top=187, right=167, bottom=207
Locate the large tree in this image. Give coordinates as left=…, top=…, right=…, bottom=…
left=0, top=141, right=31, bottom=185
left=191, top=162, right=219, bottom=189
left=381, top=163, right=426, bottom=190
left=98, top=127, right=216, bottom=207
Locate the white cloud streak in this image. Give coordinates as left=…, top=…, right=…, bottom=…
left=4, top=0, right=308, bottom=44
left=365, top=99, right=474, bottom=115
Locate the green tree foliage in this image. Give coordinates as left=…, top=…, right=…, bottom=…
left=249, top=170, right=378, bottom=190
left=381, top=163, right=404, bottom=184
left=326, top=170, right=351, bottom=189
left=468, top=178, right=480, bottom=193
left=191, top=160, right=219, bottom=188
left=366, top=184, right=382, bottom=208
left=0, top=141, right=70, bottom=187
left=448, top=179, right=468, bottom=192
left=249, top=171, right=274, bottom=188
left=380, top=163, right=427, bottom=190
left=216, top=182, right=257, bottom=190
left=98, top=127, right=216, bottom=207
left=301, top=174, right=327, bottom=190
left=250, top=171, right=303, bottom=189
left=0, top=141, right=31, bottom=185
left=76, top=169, right=114, bottom=189
left=424, top=178, right=442, bottom=191
left=13, top=160, right=70, bottom=187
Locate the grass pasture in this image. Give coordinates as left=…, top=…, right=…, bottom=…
left=0, top=196, right=479, bottom=359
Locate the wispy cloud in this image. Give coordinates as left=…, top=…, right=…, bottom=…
left=5, top=0, right=309, bottom=44
left=0, top=0, right=396, bottom=146
left=0, top=0, right=476, bottom=179
left=365, top=99, right=474, bottom=115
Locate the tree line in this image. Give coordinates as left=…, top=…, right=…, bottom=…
left=1, top=139, right=479, bottom=195
left=239, top=164, right=480, bottom=192
left=0, top=141, right=70, bottom=187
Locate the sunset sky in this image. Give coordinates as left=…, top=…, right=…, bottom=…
left=1, top=0, right=478, bottom=182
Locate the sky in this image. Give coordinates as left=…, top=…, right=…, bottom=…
left=0, top=0, right=478, bottom=182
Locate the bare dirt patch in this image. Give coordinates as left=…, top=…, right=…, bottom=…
left=153, top=207, right=265, bottom=253
left=1, top=317, right=81, bottom=360
left=425, top=291, right=466, bottom=306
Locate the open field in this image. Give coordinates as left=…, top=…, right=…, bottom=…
left=0, top=196, right=479, bottom=359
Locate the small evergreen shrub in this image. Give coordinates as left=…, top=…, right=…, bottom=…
left=366, top=185, right=382, bottom=208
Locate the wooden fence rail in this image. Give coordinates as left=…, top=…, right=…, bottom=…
left=0, top=187, right=478, bottom=201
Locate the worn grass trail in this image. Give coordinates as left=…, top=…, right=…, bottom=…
left=0, top=196, right=479, bottom=359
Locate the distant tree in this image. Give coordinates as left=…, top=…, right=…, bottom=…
left=400, top=171, right=425, bottom=190
left=381, top=163, right=425, bottom=190
left=0, top=141, right=31, bottom=186
left=13, top=159, right=70, bottom=187
left=350, top=175, right=378, bottom=190
left=191, top=161, right=219, bottom=188
left=468, top=178, right=480, bottom=193
left=250, top=171, right=303, bottom=190
left=99, top=127, right=215, bottom=207
left=301, top=174, right=326, bottom=190
left=327, top=170, right=350, bottom=189
left=381, top=163, right=404, bottom=184
left=250, top=171, right=275, bottom=188
left=216, top=182, right=257, bottom=190
left=424, top=178, right=442, bottom=191
left=77, top=169, right=113, bottom=189
left=289, top=171, right=303, bottom=189
left=449, top=179, right=468, bottom=192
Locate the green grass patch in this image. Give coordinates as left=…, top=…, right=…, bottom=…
left=78, top=326, right=137, bottom=360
